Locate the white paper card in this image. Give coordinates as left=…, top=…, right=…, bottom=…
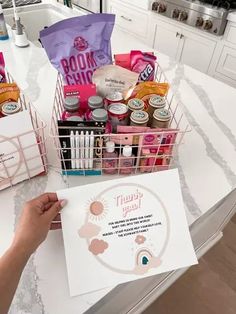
left=58, top=169, right=198, bottom=296
left=0, top=110, right=45, bottom=190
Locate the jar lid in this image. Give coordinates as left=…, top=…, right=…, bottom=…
left=66, top=116, right=84, bottom=122
left=130, top=110, right=149, bottom=124
left=64, top=96, right=79, bottom=111
left=88, top=95, right=103, bottom=109
left=123, top=145, right=132, bottom=157
left=149, top=95, right=166, bottom=108
left=106, top=141, right=115, bottom=153
left=91, top=108, right=108, bottom=122
left=153, top=108, right=171, bottom=121
left=128, top=98, right=145, bottom=111
left=106, top=91, right=123, bottom=102
left=2, top=101, right=21, bottom=115
left=108, top=103, right=128, bottom=115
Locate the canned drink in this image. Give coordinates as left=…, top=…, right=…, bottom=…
left=104, top=91, right=124, bottom=109
left=108, top=103, right=129, bottom=132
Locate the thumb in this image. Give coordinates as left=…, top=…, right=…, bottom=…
left=44, top=199, right=67, bottom=221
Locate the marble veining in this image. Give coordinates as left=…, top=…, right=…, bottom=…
left=170, top=64, right=236, bottom=188
left=9, top=176, right=48, bottom=314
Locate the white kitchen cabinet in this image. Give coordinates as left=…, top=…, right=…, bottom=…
left=215, top=46, right=236, bottom=81
left=153, top=20, right=182, bottom=59
left=151, top=17, right=217, bottom=73
left=179, top=30, right=216, bottom=73
left=108, top=0, right=149, bottom=43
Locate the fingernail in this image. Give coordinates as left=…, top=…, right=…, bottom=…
left=60, top=199, right=67, bottom=207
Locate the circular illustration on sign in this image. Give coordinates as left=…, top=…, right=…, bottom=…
left=78, top=183, right=170, bottom=275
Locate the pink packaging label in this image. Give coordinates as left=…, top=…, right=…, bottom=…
left=64, top=84, right=96, bottom=111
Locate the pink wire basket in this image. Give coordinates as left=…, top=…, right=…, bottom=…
left=0, top=72, right=48, bottom=190
left=50, top=62, right=191, bottom=177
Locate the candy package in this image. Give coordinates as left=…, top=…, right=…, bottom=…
left=0, top=83, right=20, bottom=109
left=40, top=14, right=115, bottom=85
left=92, top=64, right=139, bottom=98
left=128, top=81, right=169, bottom=111
left=0, top=52, right=6, bottom=83
left=130, top=50, right=156, bottom=81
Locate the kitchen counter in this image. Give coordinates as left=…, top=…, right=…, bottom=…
left=1, top=2, right=236, bottom=313
left=227, top=10, right=236, bottom=22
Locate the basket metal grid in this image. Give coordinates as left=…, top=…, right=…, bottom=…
left=50, top=62, right=191, bottom=177
left=0, top=72, right=48, bottom=190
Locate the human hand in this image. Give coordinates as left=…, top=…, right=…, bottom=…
left=12, top=193, right=67, bottom=255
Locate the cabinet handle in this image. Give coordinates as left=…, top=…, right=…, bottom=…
left=176, top=32, right=180, bottom=37
left=180, top=34, right=184, bottom=39
left=121, top=15, right=132, bottom=22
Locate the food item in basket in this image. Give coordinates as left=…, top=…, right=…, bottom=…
left=85, top=95, right=104, bottom=121
left=151, top=108, right=171, bottom=128
left=130, top=50, right=156, bottom=82
left=61, top=96, right=84, bottom=121
left=92, top=64, right=139, bottom=98
left=1, top=101, right=21, bottom=116
left=40, top=14, right=115, bottom=85
left=107, top=103, right=129, bottom=132
left=127, top=98, right=145, bottom=116
left=0, top=83, right=20, bottom=109
left=64, top=84, right=96, bottom=111
left=104, top=91, right=124, bottom=109
left=114, top=51, right=155, bottom=71
left=147, top=95, right=166, bottom=125
left=128, top=81, right=169, bottom=112
left=130, top=110, right=149, bottom=127
left=0, top=52, right=6, bottom=83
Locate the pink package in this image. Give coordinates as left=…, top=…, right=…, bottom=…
left=110, top=125, right=150, bottom=145
left=0, top=52, right=6, bottom=83
left=64, top=84, right=96, bottom=111
left=130, top=50, right=156, bottom=82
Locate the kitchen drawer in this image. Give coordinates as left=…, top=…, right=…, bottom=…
left=224, top=23, right=236, bottom=45
left=216, top=46, right=236, bottom=81
left=109, top=2, right=149, bottom=40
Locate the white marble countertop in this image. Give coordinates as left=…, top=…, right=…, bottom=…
left=1, top=2, right=236, bottom=313
left=228, top=10, right=236, bottom=23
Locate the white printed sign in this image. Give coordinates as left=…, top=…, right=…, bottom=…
left=58, top=169, right=197, bottom=296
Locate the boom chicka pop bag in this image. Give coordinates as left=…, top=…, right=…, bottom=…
left=40, top=14, right=115, bottom=85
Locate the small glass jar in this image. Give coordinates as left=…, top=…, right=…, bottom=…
left=151, top=108, right=171, bottom=128
left=1, top=101, right=21, bottom=116
left=85, top=96, right=104, bottom=121
left=147, top=95, right=166, bottom=124
left=130, top=110, right=149, bottom=127
left=61, top=96, right=83, bottom=121
left=91, top=108, right=108, bottom=122
left=127, top=98, right=145, bottom=115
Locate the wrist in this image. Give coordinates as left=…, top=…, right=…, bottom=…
left=10, top=240, right=35, bottom=259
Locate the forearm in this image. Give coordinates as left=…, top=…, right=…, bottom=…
left=0, top=244, right=32, bottom=314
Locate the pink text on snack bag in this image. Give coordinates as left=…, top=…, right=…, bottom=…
left=114, top=189, right=143, bottom=218
left=61, top=51, right=97, bottom=85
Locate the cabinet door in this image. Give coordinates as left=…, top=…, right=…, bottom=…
left=216, top=46, right=236, bottom=81
left=178, top=30, right=216, bottom=73
left=153, top=20, right=181, bottom=60
left=109, top=1, right=149, bottom=41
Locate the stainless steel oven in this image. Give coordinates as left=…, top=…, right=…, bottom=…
left=72, top=0, right=105, bottom=13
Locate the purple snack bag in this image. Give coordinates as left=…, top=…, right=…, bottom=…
left=40, top=14, right=115, bottom=85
